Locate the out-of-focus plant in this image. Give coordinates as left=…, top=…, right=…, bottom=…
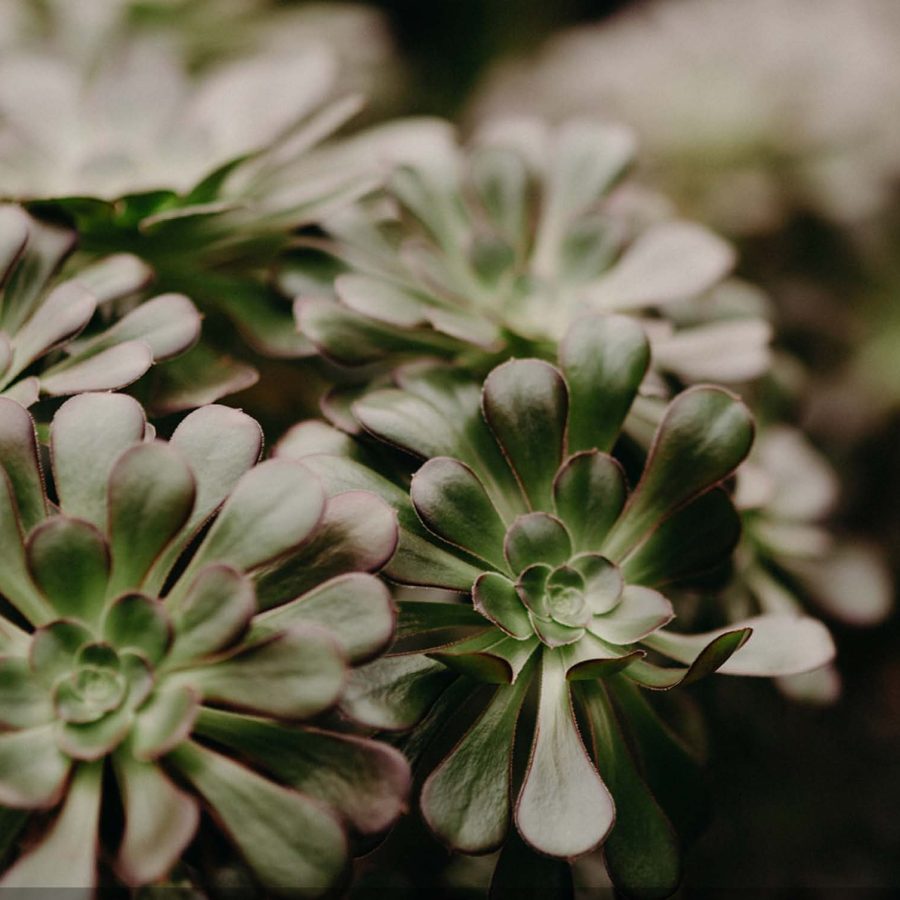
left=296, top=118, right=771, bottom=389
left=1, top=0, right=402, bottom=116
left=0, top=392, right=407, bottom=895
left=277, top=316, right=834, bottom=896
left=471, top=0, right=900, bottom=237
left=0, top=1, right=890, bottom=894
left=0, top=204, right=201, bottom=409
left=289, top=115, right=892, bottom=688
left=0, top=0, right=412, bottom=395
left=731, top=425, right=891, bottom=701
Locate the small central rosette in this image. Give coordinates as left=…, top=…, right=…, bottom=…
left=0, top=393, right=407, bottom=894
left=518, top=554, right=623, bottom=647
left=473, top=511, right=673, bottom=651
left=53, top=644, right=138, bottom=726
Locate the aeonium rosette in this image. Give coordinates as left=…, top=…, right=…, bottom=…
left=295, top=117, right=772, bottom=393
left=0, top=204, right=202, bottom=409
left=277, top=314, right=834, bottom=897
left=729, top=425, right=892, bottom=703
left=0, top=393, right=408, bottom=896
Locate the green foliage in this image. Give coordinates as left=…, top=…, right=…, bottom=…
left=0, top=5, right=874, bottom=896
left=0, top=206, right=199, bottom=408
left=278, top=315, right=834, bottom=895
left=0, top=393, right=407, bottom=895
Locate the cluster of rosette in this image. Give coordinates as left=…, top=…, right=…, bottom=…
left=0, top=392, right=408, bottom=895
left=279, top=314, right=834, bottom=895
left=298, top=119, right=772, bottom=388
left=0, top=205, right=202, bottom=409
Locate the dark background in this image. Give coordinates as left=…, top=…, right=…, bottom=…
left=346, top=0, right=632, bottom=115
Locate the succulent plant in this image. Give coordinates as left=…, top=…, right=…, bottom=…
left=2, top=0, right=401, bottom=114
left=0, top=392, right=407, bottom=894
left=296, top=118, right=772, bottom=388
left=470, top=0, right=900, bottom=234
left=0, top=204, right=201, bottom=408
left=731, top=424, right=891, bottom=701
left=0, top=15, right=395, bottom=371
left=277, top=314, right=834, bottom=895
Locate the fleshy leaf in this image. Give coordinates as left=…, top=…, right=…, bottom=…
left=106, top=442, right=196, bottom=595
left=340, top=654, right=456, bottom=730
left=335, top=274, right=431, bottom=328
left=0, top=214, right=74, bottom=335
left=131, top=685, right=199, bottom=761
left=255, top=490, right=398, bottom=611
left=589, top=586, right=674, bottom=645
left=72, top=253, right=152, bottom=304
left=114, top=750, right=200, bottom=886
left=297, top=294, right=458, bottom=365
left=562, top=635, right=643, bottom=681
left=0, top=470, right=50, bottom=625
left=56, top=704, right=133, bottom=760
left=553, top=451, right=627, bottom=552
left=516, top=564, right=552, bottom=619
left=51, top=393, right=146, bottom=529
left=360, top=364, right=525, bottom=518
left=783, top=540, right=893, bottom=626
left=473, top=572, right=533, bottom=639
left=352, top=385, right=465, bottom=461
left=0, top=760, right=102, bottom=891
left=29, top=620, right=93, bottom=687
left=70, top=293, right=200, bottom=363
left=579, top=684, right=681, bottom=898
left=651, top=615, right=837, bottom=678
left=148, top=404, right=263, bottom=584
left=515, top=651, right=614, bottom=856
left=299, top=453, right=483, bottom=591
left=169, top=740, right=348, bottom=896
left=150, top=344, right=259, bottom=416
left=572, top=554, right=624, bottom=615
left=545, top=567, right=591, bottom=627
left=422, top=669, right=533, bottom=853
left=12, top=282, right=96, bottom=375
left=628, top=628, right=751, bottom=689
left=40, top=340, right=155, bottom=395
left=560, top=315, right=650, bottom=453
left=179, top=627, right=345, bottom=720
left=102, top=593, right=172, bottom=664
left=504, top=512, right=572, bottom=572
left=167, top=564, right=255, bottom=665
left=430, top=631, right=539, bottom=684
left=26, top=516, right=110, bottom=625
left=532, top=120, right=636, bottom=278
left=255, top=572, right=395, bottom=665
left=180, top=460, right=325, bottom=585
left=622, top=488, right=741, bottom=587
left=603, top=387, right=754, bottom=560
left=653, top=319, right=772, bottom=383
left=0, top=396, right=46, bottom=530
left=482, top=359, right=568, bottom=511
left=588, top=221, right=735, bottom=310
left=276, top=420, right=360, bottom=459
left=1, top=376, right=38, bottom=406
left=168, top=405, right=264, bottom=528
left=0, top=724, right=71, bottom=808
left=411, top=457, right=509, bottom=571
left=194, top=708, right=411, bottom=836
left=530, top=615, right=584, bottom=648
